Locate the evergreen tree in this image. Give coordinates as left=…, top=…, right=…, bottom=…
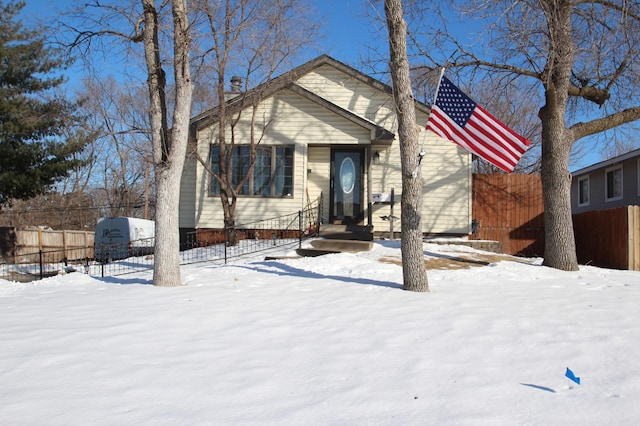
left=0, top=1, right=82, bottom=205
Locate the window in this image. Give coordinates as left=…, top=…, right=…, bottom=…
left=578, top=176, right=589, bottom=206
left=253, top=146, right=272, bottom=196
left=605, top=165, right=623, bottom=201
left=209, top=145, right=294, bottom=197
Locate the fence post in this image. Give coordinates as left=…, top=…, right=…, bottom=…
left=224, top=226, right=228, bottom=264
left=317, top=192, right=323, bottom=234
left=39, top=250, right=44, bottom=280
left=298, top=210, right=303, bottom=248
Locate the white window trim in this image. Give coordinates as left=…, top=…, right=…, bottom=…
left=605, top=165, right=623, bottom=202
left=578, top=175, right=590, bottom=207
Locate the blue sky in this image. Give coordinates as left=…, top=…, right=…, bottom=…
left=18, top=0, right=616, bottom=169
left=321, top=0, right=386, bottom=64
left=18, top=0, right=389, bottom=102
left=20, top=0, right=380, bottom=69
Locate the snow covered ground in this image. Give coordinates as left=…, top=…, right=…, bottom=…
left=1, top=240, right=638, bottom=425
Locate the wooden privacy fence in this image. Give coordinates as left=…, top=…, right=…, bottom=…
left=471, top=174, right=640, bottom=270
left=573, top=206, right=640, bottom=271
left=471, top=174, right=545, bottom=256
left=0, top=227, right=94, bottom=264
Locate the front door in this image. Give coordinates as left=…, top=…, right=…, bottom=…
left=330, top=149, right=365, bottom=225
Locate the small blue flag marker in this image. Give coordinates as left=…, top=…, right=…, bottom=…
left=565, top=368, right=581, bottom=385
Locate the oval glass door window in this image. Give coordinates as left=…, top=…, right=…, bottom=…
left=340, top=157, right=355, bottom=194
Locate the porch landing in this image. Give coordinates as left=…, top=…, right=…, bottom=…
left=295, top=224, right=374, bottom=257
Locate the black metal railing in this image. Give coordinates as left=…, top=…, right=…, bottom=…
left=1, top=195, right=323, bottom=281
left=0, top=248, right=93, bottom=282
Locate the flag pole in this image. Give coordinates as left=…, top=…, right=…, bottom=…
left=430, top=67, right=446, bottom=115
left=415, top=68, right=446, bottom=178
left=423, top=67, right=445, bottom=141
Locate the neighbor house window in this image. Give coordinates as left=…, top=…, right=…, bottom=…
left=605, top=165, right=623, bottom=201
left=578, top=175, right=589, bottom=206
left=209, top=144, right=294, bottom=197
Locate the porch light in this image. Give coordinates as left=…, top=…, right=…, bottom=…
left=373, top=151, right=380, bottom=165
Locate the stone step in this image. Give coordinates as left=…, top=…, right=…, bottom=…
left=295, top=248, right=340, bottom=257
left=319, top=224, right=373, bottom=241
left=310, top=239, right=373, bottom=253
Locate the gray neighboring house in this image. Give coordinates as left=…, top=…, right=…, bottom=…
left=571, top=148, right=640, bottom=214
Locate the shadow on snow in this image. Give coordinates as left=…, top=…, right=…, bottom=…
left=236, top=260, right=403, bottom=290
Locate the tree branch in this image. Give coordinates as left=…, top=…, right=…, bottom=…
left=449, top=59, right=542, bottom=80
left=574, top=0, right=640, bottom=22
left=567, top=85, right=610, bottom=105
left=571, top=106, right=640, bottom=140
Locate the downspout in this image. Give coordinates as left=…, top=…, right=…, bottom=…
left=367, top=132, right=374, bottom=227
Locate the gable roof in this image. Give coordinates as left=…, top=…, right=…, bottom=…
left=572, top=147, right=640, bottom=176
left=190, top=54, right=428, bottom=142
left=287, top=84, right=394, bottom=142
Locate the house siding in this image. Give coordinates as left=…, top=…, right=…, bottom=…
left=298, top=65, right=397, bottom=130
left=307, top=146, right=330, bottom=219
left=179, top=152, right=197, bottom=228
left=370, top=114, right=470, bottom=235
left=275, top=90, right=373, bottom=146
left=422, top=133, right=472, bottom=234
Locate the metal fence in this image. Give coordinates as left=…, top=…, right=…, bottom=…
left=0, top=249, right=93, bottom=282
left=1, top=196, right=322, bottom=282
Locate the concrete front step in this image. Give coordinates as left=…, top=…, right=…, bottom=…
left=295, top=248, right=340, bottom=257
left=295, top=238, right=374, bottom=257
left=319, top=224, right=373, bottom=241
left=310, top=238, right=373, bottom=253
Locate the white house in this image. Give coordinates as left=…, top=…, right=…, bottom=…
left=179, top=55, right=472, bottom=240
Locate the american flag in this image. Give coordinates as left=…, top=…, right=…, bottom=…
left=426, top=76, right=530, bottom=173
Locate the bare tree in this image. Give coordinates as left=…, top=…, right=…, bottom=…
left=61, top=0, right=193, bottom=286
left=600, top=135, right=640, bottom=160
left=190, top=0, right=319, bottom=245
left=78, top=77, right=154, bottom=219
left=141, top=0, right=193, bottom=286
left=384, top=0, right=429, bottom=292
left=401, top=0, right=640, bottom=271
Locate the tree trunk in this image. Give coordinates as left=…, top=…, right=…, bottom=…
left=539, top=1, right=579, bottom=271
left=384, top=0, right=429, bottom=292
left=222, top=197, right=239, bottom=246
left=154, top=165, right=184, bottom=286
left=142, top=0, right=193, bottom=286
left=539, top=93, right=578, bottom=271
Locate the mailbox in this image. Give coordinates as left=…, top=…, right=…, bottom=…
left=372, top=192, right=392, bottom=203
